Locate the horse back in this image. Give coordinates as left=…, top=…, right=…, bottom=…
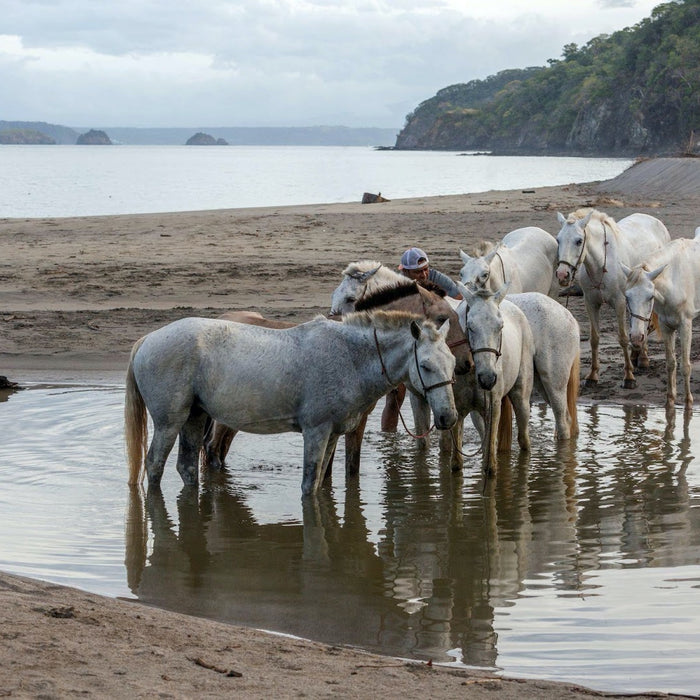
left=616, top=213, right=671, bottom=264
left=501, top=227, right=557, bottom=294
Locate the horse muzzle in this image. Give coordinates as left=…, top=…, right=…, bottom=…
left=556, top=264, right=572, bottom=287
left=477, top=371, right=497, bottom=391
left=629, top=332, right=645, bottom=348
left=434, top=408, right=458, bottom=430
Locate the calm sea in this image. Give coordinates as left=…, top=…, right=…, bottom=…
left=0, top=145, right=634, bottom=218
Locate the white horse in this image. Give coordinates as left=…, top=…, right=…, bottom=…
left=500, top=292, right=580, bottom=440
left=455, top=283, right=535, bottom=475
left=622, top=231, right=700, bottom=409
left=459, top=226, right=558, bottom=295
left=124, top=312, right=457, bottom=496
left=555, top=209, right=670, bottom=388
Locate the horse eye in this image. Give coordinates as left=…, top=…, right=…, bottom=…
left=420, top=363, right=432, bottom=372
left=575, top=238, right=583, bottom=247
left=436, top=315, right=448, bottom=324
left=345, top=296, right=356, bottom=304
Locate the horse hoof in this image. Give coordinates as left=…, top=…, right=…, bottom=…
left=623, top=379, right=637, bottom=389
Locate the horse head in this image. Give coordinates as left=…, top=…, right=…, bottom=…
left=457, top=281, right=508, bottom=391
left=622, top=261, right=666, bottom=348
left=555, top=210, right=594, bottom=287
left=407, top=318, right=457, bottom=430
left=330, top=261, right=398, bottom=316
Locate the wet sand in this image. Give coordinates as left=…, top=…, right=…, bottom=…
left=1, top=159, right=699, bottom=698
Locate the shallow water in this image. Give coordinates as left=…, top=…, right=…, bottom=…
left=0, top=383, right=699, bottom=695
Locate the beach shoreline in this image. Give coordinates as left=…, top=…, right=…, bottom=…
left=2, top=161, right=700, bottom=697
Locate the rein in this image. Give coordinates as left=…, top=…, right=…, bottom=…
left=373, top=327, right=455, bottom=441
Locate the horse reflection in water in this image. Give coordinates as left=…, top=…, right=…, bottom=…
left=124, top=406, right=698, bottom=670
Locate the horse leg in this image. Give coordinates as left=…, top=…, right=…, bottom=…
left=441, top=416, right=464, bottom=472
left=584, top=299, right=601, bottom=386
left=176, top=408, right=209, bottom=486
left=381, top=384, right=406, bottom=431
left=145, top=422, right=181, bottom=487
left=680, top=320, right=694, bottom=409
left=301, top=424, right=332, bottom=495
left=321, top=434, right=340, bottom=483
left=661, top=326, right=678, bottom=409
left=409, top=391, right=431, bottom=450
left=482, top=395, right=500, bottom=477
left=616, top=302, right=637, bottom=389
left=203, top=421, right=238, bottom=470
left=344, top=410, right=369, bottom=477
left=509, top=393, right=531, bottom=452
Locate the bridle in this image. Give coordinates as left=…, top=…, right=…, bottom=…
left=373, top=328, right=455, bottom=397
left=626, top=298, right=653, bottom=324
left=470, top=335, right=502, bottom=362
left=557, top=220, right=610, bottom=292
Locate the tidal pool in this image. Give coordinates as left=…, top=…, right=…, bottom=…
left=0, top=382, right=698, bottom=696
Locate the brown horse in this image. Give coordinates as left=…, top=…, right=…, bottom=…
left=203, top=282, right=472, bottom=476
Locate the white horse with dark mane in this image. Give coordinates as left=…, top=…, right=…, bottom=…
left=623, top=230, right=700, bottom=409
left=459, top=227, right=557, bottom=295
left=124, top=312, right=457, bottom=495
left=555, top=208, right=670, bottom=388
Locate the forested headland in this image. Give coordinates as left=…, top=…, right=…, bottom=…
left=395, top=0, right=700, bottom=156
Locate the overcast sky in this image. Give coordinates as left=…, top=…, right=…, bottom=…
left=1, top=0, right=663, bottom=129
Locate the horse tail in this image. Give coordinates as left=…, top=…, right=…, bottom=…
left=124, top=336, right=148, bottom=485
left=567, top=352, right=580, bottom=439
left=649, top=310, right=660, bottom=338
left=497, top=396, right=513, bottom=453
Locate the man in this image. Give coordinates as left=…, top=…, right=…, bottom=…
left=398, top=247, right=462, bottom=299
left=381, top=247, right=462, bottom=432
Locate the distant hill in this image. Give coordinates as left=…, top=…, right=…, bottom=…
left=87, top=126, right=398, bottom=146
left=395, top=0, right=700, bottom=156
left=0, top=122, right=397, bottom=147
left=0, top=121, right=78, bottom=144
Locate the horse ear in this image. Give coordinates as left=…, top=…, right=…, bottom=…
left=358, top=264, right=381, bottom=282
left=647, top=263, right=667, bottom=282
left=557, top=212, right=567, bottom=226
left=459, top=249, right=472, bottom=264
left=654, top=289, right=666, bottom=305
left=580, top=211, right=593, bottom=229
left=410, top=320, right=422, bottom=340
left=437, top=319, right=450, bottom=339
left=456, top=281, right=474, bottom=306
left=494, top=281, right=510, bottom=304
left=619, top=262, right=633, bottom=279
left=483, top=247, right=498, bottom=264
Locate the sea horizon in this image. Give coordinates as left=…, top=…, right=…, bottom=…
left=0, top=145, right=634, bottom=219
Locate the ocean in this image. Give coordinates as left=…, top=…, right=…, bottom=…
left=0, top=145, right=634, bottom=218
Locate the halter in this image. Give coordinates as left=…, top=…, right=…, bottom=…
left=470, top=332, right=502, bottom=362
left=626, top=299, right=652, bottom=324
left=373, top=328, right=455, bottom=397
left=558, top=220, right=610, bottom=291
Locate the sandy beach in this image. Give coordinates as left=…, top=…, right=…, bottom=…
left=1, top=158, right=699, bottom=698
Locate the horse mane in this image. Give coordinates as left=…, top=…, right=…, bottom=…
left=624, top=264, right=648, bottom=288
left=569, top=208, right=621, bottom=235
left=343, top=309, right=435, bottom=334
left=354, top=281, right=419, bottom=311
left=464, top=239, right=496, bottom=257
left=342, top=259, right=412, bottom=296
left=419, top=280, right=446, bottom=297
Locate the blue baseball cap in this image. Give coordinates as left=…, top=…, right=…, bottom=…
left=399, top=247, right=429, bottom=270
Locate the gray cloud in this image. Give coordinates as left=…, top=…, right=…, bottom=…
left=0, top=1, right=662, bottom=127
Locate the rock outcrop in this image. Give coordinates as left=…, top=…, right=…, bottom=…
left=76, top=130, right=112, bottom=145
left=186, top=132, right=228, bottom=145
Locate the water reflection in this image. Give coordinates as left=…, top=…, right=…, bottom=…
left=1, top=385, right=699, bottom=694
